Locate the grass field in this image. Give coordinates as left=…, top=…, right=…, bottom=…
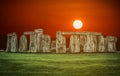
left=0, top=52, right=120, bottom=76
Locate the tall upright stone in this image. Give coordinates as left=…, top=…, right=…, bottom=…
left=69, top=35, right=80, bottom=53
left=84, top=34, right=94, bottom=52
left=42, top=35, right=51, bottom=53
left=79, top=35, right=87, bottom=52
left=56, top=31, right=66, bottom=53
left=6, top=33, right=18, bottom=52
left=19, top=35, right=27, bottom=52
left=29, top=32, right=36, bottom=53
left=83, top=33, right=98, bottom=53
left=91, top=34, right=97, bottom=52
left=35, top=29, right=43, bottom=52
left=106, top=36, right=117, bottom=52
left=51, top=40, right=56, bottom=53
left=98, top=35, right=106, bottom=52
left=83, top=34, right=91, bottom=52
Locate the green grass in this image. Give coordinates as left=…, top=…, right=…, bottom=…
left=0, top=52, right=120, bottom=76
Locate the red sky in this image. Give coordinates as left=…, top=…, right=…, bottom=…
left=0, top=0, right=120, bottom=38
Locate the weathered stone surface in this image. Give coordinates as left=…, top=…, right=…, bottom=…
left=51, top=40, right=56, bottom=52
left=24, top=32, right=34, bottom=35
left=35, top=29, right=43, bottom=52
left=106, top=36, right=117, bottom=52
left=91, top=35, right=97, bottom=52
left=98, top=35, right=106, bottom=52
left=62, top=31, right=102, bottom=35
left=69, top=35, right=80, bottom=53
left=83, top=34, right=97, bottom=52
left=19, top=35, right=27, bottom=52
left=29, top=33, right=36, bottom=53
left=79, top=35, right=87, bottom=52
left=35, top=29, right=43, bottom=33
left=41, top=35, right=51, bottom=53
left=6, top=33, right=18, bottom=52
left=5, top=30, right=119, bottom=53
left=83, top=34, right=91, bottom=52
left=56, top=31, right=66, bottom=53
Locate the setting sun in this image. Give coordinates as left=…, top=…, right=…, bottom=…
left=73, top=20, right=83, bottom=29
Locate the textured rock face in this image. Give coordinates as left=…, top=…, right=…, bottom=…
left=98, top=35, right=105, bottom=52
left=6, top=33, right=18, bottom=52
left=29, top=33, right=36, bottom=53
left=83, top=34, right=97, bottom=52
left=69, top=35, right=80, bottom=53
left=79, top=35, right=87, bottom=52
left=19, top=35, right=27, bottom=52
left=56, top=31, right=66, bottom=53
left=83, top=34, right=92, bottom=52
left=6, top=30, right=118, bottom=53
left=51, top=40, right=56, bottom=52
left=20, top=29, right=51, bottom=53
left=42, top=35, right=51, bottom=53
left=91, top=35, right=97, bottom=52
left=35, top=29, right=43, bottom=52
left=106, top=36, right=117, bottom=52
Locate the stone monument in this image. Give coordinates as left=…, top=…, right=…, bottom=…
left=79, top=35, right=87, bottom=52
left=56, top=31, right=66, bottom=53
left=19, top=35, right=27, bottom=52
left=35, top=29, right=43, bottom=52
left=6, top=33, right=18, bottom=52
left=98, top=35, right=106, bottom=52
left=5, top=29, right=118, bottom=53
left=29, top=32, right=37, bottom=53
left=106, top=36, right=117, bottom=52
left=51, top=40, right=56, bottom=52
left=69, top=35, right=80, bottom=53
left=41, top=35, right=51, bottom=53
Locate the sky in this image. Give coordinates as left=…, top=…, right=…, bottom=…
left=0, top=0, right=120, bottom=38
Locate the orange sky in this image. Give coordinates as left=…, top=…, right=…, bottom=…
left=0, top=0, right=120, bottom=38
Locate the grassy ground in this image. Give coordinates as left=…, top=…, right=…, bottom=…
left=0, top=52, right=120, bottom=76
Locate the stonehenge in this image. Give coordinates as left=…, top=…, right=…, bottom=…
left=6, top=29, right=118, bottom=53
left=56, top=31, right=66, bottom=53
left=51, top=40, right=56, bottom=52
left=19, top=35, right=27, bottom=52
left=106, top=36, right=117, bottom=52
left=6, top=33, right=18, bottom=52
left=35, top=29, right=43, bottom=52
left=98, top=35, right=106, bottom=52
left=29, top=32, right=36, bottom=53
left=69, top=35, right=80, bottom=53
left=41, top=35, right=51, bottom=53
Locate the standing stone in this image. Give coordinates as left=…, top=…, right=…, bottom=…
left=29, top=33, right=36, bottom=53
left=84, top=34, right=94, bottom=52
left=106, top=36, right=117, bottom=52
left=51, top=40, right=56, bottom=53
left=19, top=35, right=27, bottom=52
left=69, top=35, right=80, bottom=53
left=83, top=33, right=98, bottom=52
left=79, top=35, right=87, bottom=52
left=56, top=31, right=66, bottom=53
left=69, top=35, right=74, bottom=53
left=42, top=35, right=51, bottom=53
left=6, top=34, right=11, bottom=52
left=91, top=35, right=97, bottom=52
left=98, top=35, right=106, bottom=52
left=35, top=29, right=43, bottom=52
left=6, top=33, right=18, bottom=52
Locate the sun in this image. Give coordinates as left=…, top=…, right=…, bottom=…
left=73, top=20, right=83, bottom=29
